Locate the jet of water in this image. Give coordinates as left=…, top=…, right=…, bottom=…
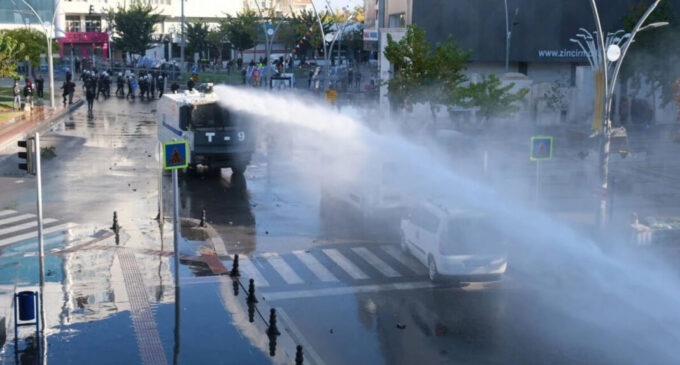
left=216, top=86, right=680, bottom=363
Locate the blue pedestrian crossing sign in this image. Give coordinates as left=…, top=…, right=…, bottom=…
left=530, top=136, right=553, bottom=161
left=163, top=140, right=189, bottom=170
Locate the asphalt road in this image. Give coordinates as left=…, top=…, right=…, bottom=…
left=1, top=92, right=680, bottom=364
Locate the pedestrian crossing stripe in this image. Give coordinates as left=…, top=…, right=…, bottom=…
left=223, top=245, right=430, bottom=289
left=0, top=210, right=76, bottom=248
left=323, top=248, right=369, bottom=280
left=292, top=250, right=338, bottom=282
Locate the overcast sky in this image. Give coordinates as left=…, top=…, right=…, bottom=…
left=312, top=0, right=362, bottom=11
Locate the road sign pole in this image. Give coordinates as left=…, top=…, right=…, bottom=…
left=535, top=160, right=540, bottom=205
left=35, top=133, right=45, bottom=334
left=172, top=168, right=180, bottom=290
left=158, top=142, right=164, bottom=225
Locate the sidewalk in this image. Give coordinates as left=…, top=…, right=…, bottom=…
left=0, top=98, right=83, bottom=154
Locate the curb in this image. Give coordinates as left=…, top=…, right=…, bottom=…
left=0, top=99, right=84, bottom=156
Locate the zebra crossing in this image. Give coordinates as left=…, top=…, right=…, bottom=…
left=221, top=244, right=429, bottom=290
left=0, top=209, right=76, bottom=249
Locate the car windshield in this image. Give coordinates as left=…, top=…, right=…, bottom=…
left=443, top=217, right=506, bottom=255
left=191, top=103, right=231, bottom=129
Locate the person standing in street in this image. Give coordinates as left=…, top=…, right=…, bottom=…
left=157, top=72, right=165, bottom=98
left=116, top=73, right=124, bottom=97
left=85, top=77, right=96, bottom=115
left=187, top=78, right=195, bottom=91
left=355, top=70, right=362, bottom=89
left=12, top=80, right=21, bottom=111
left=23, top=79, right=34, bottom=109
left=36, top=75, right=44, bottom=99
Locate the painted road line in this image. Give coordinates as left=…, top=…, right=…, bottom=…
left=352, top=247, right=401, bottom=278
left=322, top=248, right=368, bottom=280
left=293, top=250, right=338, bottom=283
left=239, top=258, right=270, bottom=287
left=0, top=214, right=35, bottom=226
left=0, top=223, right=74, bottom=247
left=381, top=245, right=428, bottom=275
left=263, top=281, right=436, bottom=301
left=0, top=218, right=58, bottom=236
left=0, top=210, right=16, bottom=218
left=264, top=253, right=303, bottom=285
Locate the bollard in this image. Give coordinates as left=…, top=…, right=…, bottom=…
left=230, top=254, right=240, bottom=277
left=200, top=209, right=206, bottom=227
left=232, top=279, right=239, bottom=296
left=268, top=332, right=277, bottom=357
left=247, top=278, right=258, bottom=304
left=295, top=345, right=304, bottom=365
left=111, top=211, right=120, bottom=232
left=248, top=302, right=255, bottom=323
left=267, top=308, right=280, bottom=336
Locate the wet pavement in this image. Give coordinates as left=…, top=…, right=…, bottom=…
left=0, top=90, right=679, bottom=364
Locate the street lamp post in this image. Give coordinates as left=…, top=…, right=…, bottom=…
left=21, top=0, right=62, bottom=109
left=310, top=1, right=354, bottom=90
left=181, top=0, right=185, bottom=72
left=582, top=0, right=663, bottom=228
left=253, top=1, right=285, bottom=89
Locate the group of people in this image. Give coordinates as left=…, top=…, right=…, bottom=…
left=119, top=71, right=168, bottom=101
left=12, top=76, right=44, bottom=111
left=70, top=68, right=169, bottom=115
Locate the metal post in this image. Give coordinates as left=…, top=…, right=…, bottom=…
left=35, top=133, right=46, bottom=335
left=172, top=168, right=180, bottom=290
left=47, top=35, right=55, bottom=108
left=504, top=0, right=510, bottom=71
left=535, top=160, right=540, bottom=205
left=180, top=0, right=185, bottom=73
left=158, top=142, right=164, bottom=225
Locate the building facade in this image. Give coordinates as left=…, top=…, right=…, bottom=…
left=376, top=0, right=680, bottom=125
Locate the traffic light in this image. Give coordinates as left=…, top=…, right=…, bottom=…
left=89, top=5, right=94, bottom=15
left=17, top=138, right=36, bottom=175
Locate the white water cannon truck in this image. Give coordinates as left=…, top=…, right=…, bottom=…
left=156, top=84, right=255, bottom=174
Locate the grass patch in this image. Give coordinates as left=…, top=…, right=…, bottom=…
left=0, top=111, right=23, bottom=124
left=180, top=72, right=243, bottom=85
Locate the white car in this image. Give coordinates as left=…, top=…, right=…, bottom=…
left=400, top=203, right=508, bottom=282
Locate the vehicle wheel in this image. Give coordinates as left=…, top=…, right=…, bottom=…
left=428, top=256, right=439, bottom=282
left=400, top=233, right=409, bottom=254
left=231, top=162, right=247, bottom=175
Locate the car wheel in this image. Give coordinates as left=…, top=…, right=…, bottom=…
left=428, top=256, right=439, bottom=282
left=400, top=233, right=409, bottom=254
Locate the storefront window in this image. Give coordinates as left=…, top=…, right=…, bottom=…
left=85, top=16, right=101, bottom=32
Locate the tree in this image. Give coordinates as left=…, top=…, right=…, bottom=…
left=291, top=9, right=332, bottom=58
left=110, top=2, right=163, bottom=59
left=383, top=24, right=470, bottom=115
left=620, top=0, right=680, bottom=113
left=206, top=28, right=227, bottom=64
left=0, top=32, right=24, bottom=79
left=456, top=74, right=529, bottom=125
left=222, top=9, right=258, bottom=61
left=1, top=28, right=57, bottom=78
left=186, top=21, right=210, bottom=58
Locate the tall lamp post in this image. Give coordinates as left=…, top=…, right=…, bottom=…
left=253, top=0, right=285, bottom=89
left=310, top=1, right=354, bottom=90
left=503, top=2, right=519, bottom=72
left=21, top=0, right=63, bottom=109
left=573, top=0, right=665, bottom=228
